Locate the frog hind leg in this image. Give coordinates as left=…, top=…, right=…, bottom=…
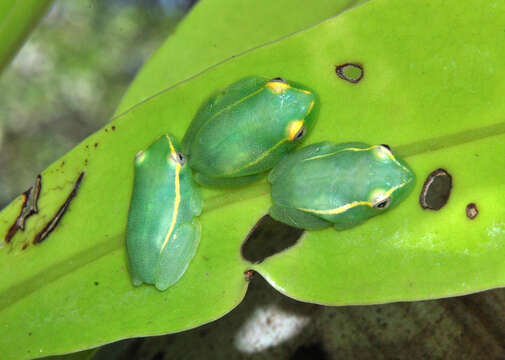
left=154, top=220, right=201, bottom=291
left=269, top=204, right=331, bottom=230
left=194, top=172, right=266, bottom=188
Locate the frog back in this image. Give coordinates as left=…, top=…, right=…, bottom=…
left=182, top=76, right=265, bottom=154
left=183, top=76, right=316, bottom=178
left=270, top=142, right=414, bottom=226
left=126, top=135, right=201, bottom=285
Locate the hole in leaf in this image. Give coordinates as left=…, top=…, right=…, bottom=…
left=419, top=168, right=452, bottom=210
left=335, top=63, right=364, bottom=83
left=466, top=203, right=478, bottom=219
left=241, top=215, right=304, bottom=263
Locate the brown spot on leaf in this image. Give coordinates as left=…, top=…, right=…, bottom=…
left=94, top=143, right=99, bottom=148
left=335, top=63, right=364, bottom=83
left=111, top=125, right=116, bottom=131
left=4, top=175, right=42, bottom=243
left=244, top=270, right=255, bottom=282
left=419, top=168, right=452, bottom=210
left=33, top=172, right=85, bottom=244
left=466, top=203, right=478, bottom=219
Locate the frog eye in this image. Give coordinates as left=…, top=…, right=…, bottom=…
left=266, top=77, right=290, bottom=94
left=373, top=195, right=392, bottom=210
left=171, top=152, right=186, bottom=165
left=293, top=125, right=306, bottom=141
left=287, top=120, right=306, bottom=141
left=373, top=144, right=393, bottom=160
left=269, top=77, right=287, bottom=84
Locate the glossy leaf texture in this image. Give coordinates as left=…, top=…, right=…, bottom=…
left=114, top=0, right=367, bottom=114
left=0, top=0, right=365, bottom=359
left=1, top=0, right=505, bottom=359
left=0, top=0, right=53, bottom=73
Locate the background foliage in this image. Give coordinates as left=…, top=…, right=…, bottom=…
left=0, top=0, right=195, bottom=207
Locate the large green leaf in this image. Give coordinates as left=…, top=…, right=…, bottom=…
left=0, top=0, right=53, bottom=73
left=0, top=0, right=364, bottom=359
left=1, top=0, right=505, bottom=359
left=114, top=0, right=366, bottom=114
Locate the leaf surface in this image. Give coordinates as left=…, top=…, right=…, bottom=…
left=1, top=0, right=505, bottom=359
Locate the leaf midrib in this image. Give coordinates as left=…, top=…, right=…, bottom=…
left=3, top=120, right=504, bottom=313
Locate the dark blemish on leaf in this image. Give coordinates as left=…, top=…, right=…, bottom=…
left=94, top=281, right=99, bottom=286
left=111, top=125, right=116, bottom=131
left=5, top=175, right=42, bottom=243
left=84, top=159, right=88, bottom=166
left=21, top=243, right=28, bottom=250
left=28, top=332, right=32, bottom=336
left=60, top=161, right=65, bottom=167
left=105, top=128, right=108, bottom=133
left=244, top=270, right=255, bottom=282
left=335, top=63, right=364, bottom=83
left=241, top=215, right=304, bottom=263
left=33, top=172, right=85, bottom=244
left=419, top=168, right=452, bottom=210
left=94, top=142, right=99, bottom=148
left=466, top=203, right=478, bottom=219
left=85, top=145, right=89, bottom=149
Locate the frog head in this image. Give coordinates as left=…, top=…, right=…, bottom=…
left=361, top=144, right=415, bottom=212
left=263, top=77, right=317, bottom=146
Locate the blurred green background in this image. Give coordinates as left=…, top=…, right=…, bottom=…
left=0, top=0, right=195, bottom=207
